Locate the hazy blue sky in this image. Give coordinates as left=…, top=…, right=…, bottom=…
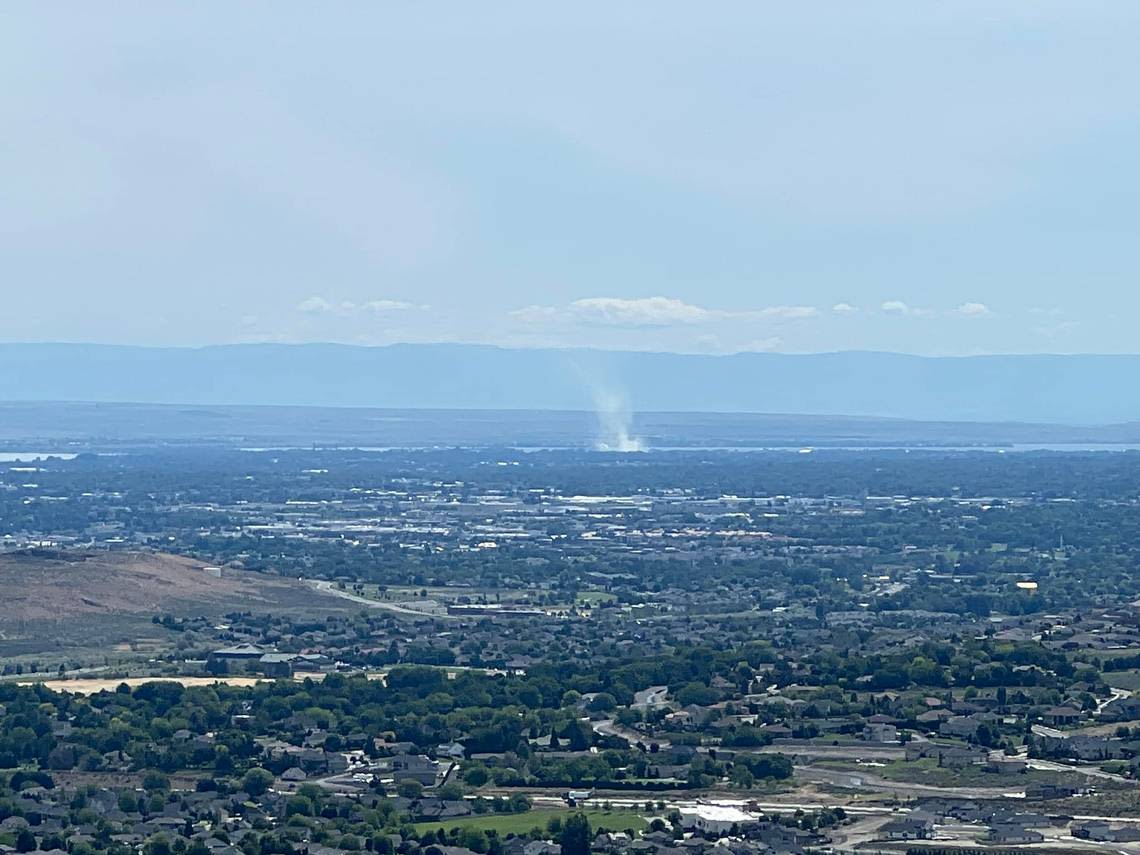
left=3, top=3, right=1140, bottom=355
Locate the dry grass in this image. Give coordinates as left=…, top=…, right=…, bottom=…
left=0, top=551, right=306, bottom=621
left=22, top=675, right=272, bottom=694
left=0, top=550, right=349, bottom=656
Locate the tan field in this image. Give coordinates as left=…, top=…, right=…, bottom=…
left=22, top=675, right=273, bottom=694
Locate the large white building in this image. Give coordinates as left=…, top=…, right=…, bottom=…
left=679, top=805, right=760, bottom=835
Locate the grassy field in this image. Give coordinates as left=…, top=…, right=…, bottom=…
left=414, top=808, right=648, bottom=836
left=870, top=757, right=1088, bottom=788
left=1103, top=670, right=1140, bottom=690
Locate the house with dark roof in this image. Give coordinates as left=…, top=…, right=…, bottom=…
left=988, top=825, right=1042, bottom=844
left=880, top=813, right=934, bottom=840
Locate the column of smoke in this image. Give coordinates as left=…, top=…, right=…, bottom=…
left=591, top=388, right=645, bottom=452
left=565, top=355, right=646, bottom=452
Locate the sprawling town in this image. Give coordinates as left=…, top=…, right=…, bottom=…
left=7, top=1, right=1140, bottom=854
left=3, top=445, right=1140, bottom=855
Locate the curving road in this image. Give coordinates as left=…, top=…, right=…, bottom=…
left=309, top=580, right=455, bottom=619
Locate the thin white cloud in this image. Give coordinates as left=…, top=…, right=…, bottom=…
left=511, top=296, right=818, bottom=328
left=509, top=305, right=560, bottom=324
left=880, top=300, right=934, bottom=317
left=298, top=296, right=333, bottom=314
left=363, top=299, right=419, bottom=313
left=954, top=302, right=990, bottom=317
left=694, top=334, right=783, bottom=354
left=755, top=305, right=818, bottom=320
left=735, top=337, right=783, bottom=352
left=297, top=296, right=422, bottom=316
left=832, top=302, right=858, bottom=315
left=570, top=296, right=709, bottom=326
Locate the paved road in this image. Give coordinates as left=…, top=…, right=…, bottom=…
left=1027, top=756, right=1132, bottom=783
left=1099, top=687, right=1132, bottom=714
left=593, top=719, right=671, bottom=749
left=633, top=686, right=670, bottom=710
left=309, top=580, right=455, bottom=619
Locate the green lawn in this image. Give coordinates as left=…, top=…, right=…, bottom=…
left=414, top=808, right=648, bottom=836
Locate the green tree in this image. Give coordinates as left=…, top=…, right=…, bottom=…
left=458, top=828, right=488, bottom=853
left=143, top=771, right=171, bottom=792
left=242, top=768, right=275, bottom=797
left=397, top=780, right=423, bottom=799
left=286, top=795, right=314, bottom=817
left=463, top=765, right=489, bottom=787
left=560, top=813, right=591, bottom=855
left=729, top=765, right=755, bottom=788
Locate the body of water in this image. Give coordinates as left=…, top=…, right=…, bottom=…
left=0, top=452, right=79, bottom=462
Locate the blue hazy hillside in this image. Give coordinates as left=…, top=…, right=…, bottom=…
left=0, top=343, right=1129, bottom=424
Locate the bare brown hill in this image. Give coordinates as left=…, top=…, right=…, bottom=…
left=0, top=550, right=346, bottom=655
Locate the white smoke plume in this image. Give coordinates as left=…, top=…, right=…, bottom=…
left=562, top=354, right=646, bottom=452
left=590, top=387, right=645, bottom=452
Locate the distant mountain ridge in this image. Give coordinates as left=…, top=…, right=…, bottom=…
left=0, top=342, right=1130, bottom=424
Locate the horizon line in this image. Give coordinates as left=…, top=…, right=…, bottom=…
left=0, top=341, right=1138, bottom=360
